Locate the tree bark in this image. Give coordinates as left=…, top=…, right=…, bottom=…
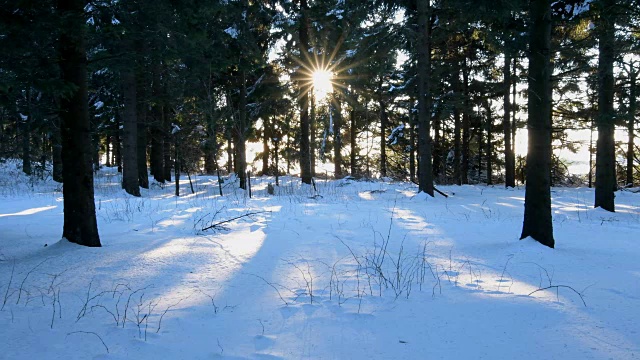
left=462, top=58, right=471, bottom=185
left=163, top=105, right=172, bottom=182
left=58, top=0, right=101, bottom=246
left=333, top=93, right=343, bottom=178
left=417, top=0, right=434, bottom=196
left=150, top=65, right=164, bottom=183
left=262, top=116, right=270, bottom=175
left=52, top=116, right=63, bottom=182
left=136, top=67, right=149, bottom=189
left=409, top=97, right=417, bottom=183
left=484, top=100, right=493, bottom=185
left=298, top=0, right=312, bottom=184
left=379, top=95, right=387, bottom=178
left=310, top=92, right=316, bottom=177
left=504, top=50, right=515, bottom=187
left=236, top=71, right=248, bottom=189
left=121, top=62, right=140, bottom=197
left=627, top=66, right=636, bottom=187
left=115, top=113, right=122, bottom=172
left=520, top=0, right=554, bottom=248
left=350, top=108, right=357, bottom=176
left=594, top=0, right=617, bottom=212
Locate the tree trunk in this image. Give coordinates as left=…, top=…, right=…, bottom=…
left=589, top=118, right=594, bottom=188
left=409, top=97, right=417, bottom=183
left=485, top=100, right=493, bottom=185
left=478, top=116, right=484, bottom=183
left=21, top=114, right=31, bottom=176
left=262, top=116, right=269, bottom=175
left=174, top=135, right=180, bottom=196
left=136, top=71, right=149, bottom=189
left=150, top=66, right=164, bottom=183
left=504, top=51, right=515, bottom=187
left=462, top=59, right=471, bottom=185
left=52, top=116, right=63, bottom=182
left=115, top=114, right=122, bottom=172
left=350, top=109, right=357, bottom=176
left=236, top=71, right=248, bottom=189
left=310, top=92, right=316, bottom=177
left=163, top=108, right=172, bottom=182
left=105, top=135, right=111, bottom=167
left=379, top=96, right=387, bottom=178
left=417, top=0, right=434, bottom=196
left=121, top=62, right=140, bottom=197
left=433, top=114, right=442, bottom=179
left=333, top=93, right=343, bottom=178
left=298, top=0, right=312, bottom=184
left=594, top=0, right=616, bottom=212
left=58, top=0, right=101, bottom=247
left=452, top=70, right=462, bottom=186
left=520, top=0, right=554, bottom=248
left=627, top=66, right=636, bottom=187
left=226, top=132, right=233, bottom=173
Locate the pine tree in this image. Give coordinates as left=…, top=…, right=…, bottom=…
left=58, top=0, right=101, bottom=247
left=520, top=0, right=555, bottom=248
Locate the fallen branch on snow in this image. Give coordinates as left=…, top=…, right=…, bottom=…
left=528, top=285, right=587, bottom=307
left=201, top=211, right=271, bottom=232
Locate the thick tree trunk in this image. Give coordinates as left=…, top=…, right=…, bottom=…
left=520, top=0, right=554, bottom=248
left=136, top=70, right=149, bottom=189
left=594, top=0, right=616, bottom=212
left=121, top=63, right=140, bottom=197
left=298, top=0, right=312, bottom=184
left=627, top=67, right=636, bottom=187
left=52, top=116, right=63, bottom=182
left=236, top=72, right=248, bottom=189
left=504, top=51, right=515, bottom=187
left=417, top=0, right=434, bottom=196
left=58, top=0, right=101, bottom=247
left=150, top=66, right=164, bottom=183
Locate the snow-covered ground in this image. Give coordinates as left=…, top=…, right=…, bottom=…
left=1, top=161, right=639, bottom=359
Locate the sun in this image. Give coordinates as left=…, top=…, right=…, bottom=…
left=312, top=69, right=333, bottom=101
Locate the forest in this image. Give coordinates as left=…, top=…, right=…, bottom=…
left=1, top=0, right=639, bottom=359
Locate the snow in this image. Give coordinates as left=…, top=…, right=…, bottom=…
left=224, top=27, right=239, bottom=39
left=1, top=161, right=639, bottom=359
